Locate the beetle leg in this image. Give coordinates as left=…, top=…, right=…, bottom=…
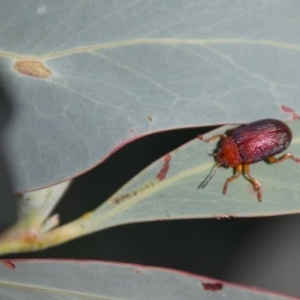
left=268, top=153, right=300, bottom=164
left=244, top=163, right=262, bottom=201
left=198, top=134, right=227, bottom=143
left=223, top=163, right=242, bottom=195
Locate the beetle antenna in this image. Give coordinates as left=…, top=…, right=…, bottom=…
left=208, top=152, right=217, bottom=157
left=198, top=163, right=221, bottom=189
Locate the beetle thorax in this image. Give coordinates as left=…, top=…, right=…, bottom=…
left=217, top=136, right=242, bottom=168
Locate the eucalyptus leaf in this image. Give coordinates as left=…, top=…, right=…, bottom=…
left=79, top=120, right=300, bottom=233
left=1, top=0, right=300, bottom=191
left=1, top=121, right=299, bottom=254
left=0, top=260, right=294, bottom=300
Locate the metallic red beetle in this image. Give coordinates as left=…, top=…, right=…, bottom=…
left=198, top=119, right=300, bottom=201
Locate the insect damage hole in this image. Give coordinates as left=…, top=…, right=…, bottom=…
left=14, top=60, right=52, bottom=78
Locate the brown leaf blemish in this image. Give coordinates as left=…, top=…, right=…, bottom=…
left=14, top=60, right=52, bottom=78
left=156, top=154, right=171, bottom=181
left=24, top=232, right=38, bottom=243
left=111, top=181, right=156, bottom=204
left=201, top=282, right=223, bottom=291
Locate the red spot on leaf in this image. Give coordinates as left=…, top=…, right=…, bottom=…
left=156, top=154, right=171, bottom=181
left=202, top=282, right=223, bottom=291
left=281, top=105, right=294, bottom=113
left=281, top=105, right=300, bottom=120
left=2, top=260, right=15, bottom=269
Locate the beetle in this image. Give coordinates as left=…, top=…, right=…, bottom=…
left=198, top=119, right=300, bottom=201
